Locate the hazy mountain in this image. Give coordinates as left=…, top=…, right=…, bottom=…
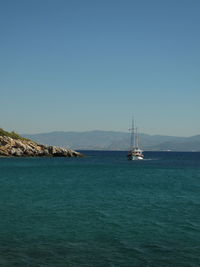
left=23, top=131, right=200, bottom=151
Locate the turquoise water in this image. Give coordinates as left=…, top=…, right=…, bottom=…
left=0, top=151, right=200, bottom=267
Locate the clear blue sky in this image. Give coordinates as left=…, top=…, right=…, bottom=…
left=0, top=0, right=199, bottom=136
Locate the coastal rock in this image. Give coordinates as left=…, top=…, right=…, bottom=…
left=0, top=136, right=83, bottom=157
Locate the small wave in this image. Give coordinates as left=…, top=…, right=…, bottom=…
left=142, top=158, right=158, bottom=161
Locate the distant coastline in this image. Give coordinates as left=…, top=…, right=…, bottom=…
left=23, top=130, right=200, bottom=152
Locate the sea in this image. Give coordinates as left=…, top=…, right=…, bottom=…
left=0, top=151, right=200, bottom=267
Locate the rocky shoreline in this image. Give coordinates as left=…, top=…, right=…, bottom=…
left=0, top=136, right=83, bottom=157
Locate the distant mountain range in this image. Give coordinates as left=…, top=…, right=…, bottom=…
left=23, top=131, right=200, bottom=151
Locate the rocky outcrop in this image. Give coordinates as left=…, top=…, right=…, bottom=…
left=0, top=136, right=83, bottom=157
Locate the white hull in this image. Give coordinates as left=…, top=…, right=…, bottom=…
left=128, top=154, right=144, bottom=160
left=135, top=156, right=143, bottom=160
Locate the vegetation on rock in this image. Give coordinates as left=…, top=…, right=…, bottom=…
left=0, top=128, right=30, bottom=141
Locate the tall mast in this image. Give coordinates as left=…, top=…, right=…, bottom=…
left=130, top=116, right=135, bottom=149
left=136, top=127, right=139, bottom=148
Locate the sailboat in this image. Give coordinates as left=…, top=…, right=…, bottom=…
left=127, top=118, right=144, bottom=160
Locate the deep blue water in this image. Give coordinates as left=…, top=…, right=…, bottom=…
left=0, top=151, right=200, bottom=267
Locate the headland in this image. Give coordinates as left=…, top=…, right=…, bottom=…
left=0, top=128, right=83, bottom=157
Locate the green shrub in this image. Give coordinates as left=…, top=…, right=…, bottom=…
left=0, top=128, right=30, bottom=141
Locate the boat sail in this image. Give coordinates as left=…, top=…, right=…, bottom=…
left=127, top=118, right=144, bottom=160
